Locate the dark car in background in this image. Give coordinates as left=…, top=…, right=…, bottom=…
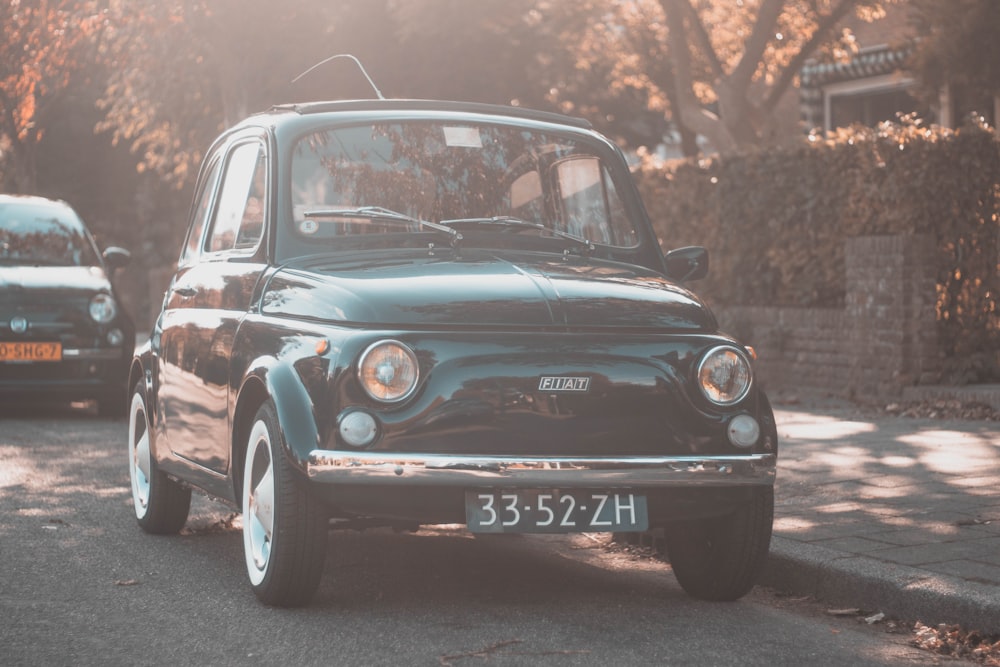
left=0, top=195, right=133, bottom=416
left=127, top=99, right=778, bottom=607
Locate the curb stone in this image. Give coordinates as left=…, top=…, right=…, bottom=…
left=763, top=536, right=1000, bottom=635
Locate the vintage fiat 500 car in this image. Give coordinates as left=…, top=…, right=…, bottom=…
left=127, top=99, right=777, bottom=606
left=1, top=195, right=133, bottom=415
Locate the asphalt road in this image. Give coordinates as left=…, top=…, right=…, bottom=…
left=0, top=404, right=952, bottom=666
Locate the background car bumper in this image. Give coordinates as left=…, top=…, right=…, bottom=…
left=0, top=351, right=129, bottom=401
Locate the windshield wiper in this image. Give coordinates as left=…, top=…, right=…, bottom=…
left=440, top=216, right=595, bottom=255
left=304, top=206, right=462, bottom=247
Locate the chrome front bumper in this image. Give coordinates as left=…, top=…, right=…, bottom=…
left=307, top=451, right=776, bottom=488
left=62, top=348, right=125, bottom=360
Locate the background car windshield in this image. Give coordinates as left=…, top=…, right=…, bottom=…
left=0, top=202, right=100, bottom=267
left=289, top=122, right=638, bottom=248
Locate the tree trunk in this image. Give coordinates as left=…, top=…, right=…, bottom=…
left=13, top=155, right=38, bottom=194
left=660, top=0, right=739, bottom=153
left=3, top=138, right=39, bottom=194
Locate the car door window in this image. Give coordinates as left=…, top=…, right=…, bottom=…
left=206, top=141, right=266, bottom=254
left=603, top=169, right=637, bottom=247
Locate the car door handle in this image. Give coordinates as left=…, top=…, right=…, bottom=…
left=172, top=286, right=197, bottom=298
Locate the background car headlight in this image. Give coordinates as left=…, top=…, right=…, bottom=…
left=358, top=340, right=419, bottom=402
left=106, top=328, right=125, bottom=346
left=89, top=294, right=117, bottom=323
left=697, top=345, right=752, bottom=406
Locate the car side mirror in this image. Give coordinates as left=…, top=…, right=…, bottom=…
left=103, top=246, right=131, bottom=273
left=664, top=246, right=708, bottom=282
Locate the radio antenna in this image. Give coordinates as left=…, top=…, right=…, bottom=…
left=291, top=54, right=385, bottom=100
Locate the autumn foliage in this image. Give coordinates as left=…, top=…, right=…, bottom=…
left=0, top=0, right=104, bottom=193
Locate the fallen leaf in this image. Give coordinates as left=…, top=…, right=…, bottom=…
left=956, top=518, right=991, bottom=527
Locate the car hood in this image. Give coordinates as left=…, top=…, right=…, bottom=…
left=0, top=266, right=111, bottom=302
left=262, top=252, right=715, bottom=331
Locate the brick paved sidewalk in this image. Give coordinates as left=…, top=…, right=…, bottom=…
left=762, top=402, right=1000, bottom=633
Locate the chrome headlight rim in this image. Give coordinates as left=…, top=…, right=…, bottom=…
left=357, top=339, right=420, bottom=404
left=89, top=293, right=117, bottom=324
left=695, top=344, right=753, bottom=407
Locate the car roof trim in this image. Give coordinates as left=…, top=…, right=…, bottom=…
left=268, top=99, right=593, bottom=130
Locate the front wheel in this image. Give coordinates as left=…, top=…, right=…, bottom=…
left=665, top=487, right=773, bottom=601
left=127, top=381, right=191, bottom=534
left=242, top=400, right=328, bottom=606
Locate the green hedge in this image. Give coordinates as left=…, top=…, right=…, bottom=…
left=636, top=118, right=1000, bottom=383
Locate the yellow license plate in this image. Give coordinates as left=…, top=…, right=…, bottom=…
left=0, top=342, right=63, bottom=362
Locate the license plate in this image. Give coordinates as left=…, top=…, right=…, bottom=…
left=466, top=489, right=648, bottom=534
left=0, top=342, right=62, bottom=362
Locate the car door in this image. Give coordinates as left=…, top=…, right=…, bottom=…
left=158, top=134, right=269, bottom=483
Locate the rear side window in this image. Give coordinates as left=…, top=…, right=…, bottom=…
left=180, top=156, right=222, bottom=265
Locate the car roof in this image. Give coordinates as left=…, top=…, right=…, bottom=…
left=0, top=195, right=89, bottom=235
left=0, top=195, right=82, bottom=224
left=0, top=194, right=72, bottom=209
left=253, top=99, right=594, bottom=131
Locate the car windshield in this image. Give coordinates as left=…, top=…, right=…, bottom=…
left=287, top=121, right=639, bottom=254
left=0, top=202, right=100, bottom=267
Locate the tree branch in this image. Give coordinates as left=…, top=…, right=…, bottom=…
left=762, top=0, right=857, bottom=112
left=661, top=0, right=725, bottom=80
left=729, top=0, right=785, bottom=93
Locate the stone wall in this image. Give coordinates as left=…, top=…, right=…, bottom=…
left=716, top=234, right=940, bottom=402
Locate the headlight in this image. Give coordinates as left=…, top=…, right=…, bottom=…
left=358, top=340, right=419, bottom=402
left=89, top=294, right=117, bottom=323
left=696, top=345, right=752, bottom=406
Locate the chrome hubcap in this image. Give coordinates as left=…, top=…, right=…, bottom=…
left=128, top=391, right=151, bottom=516
left=243, top=420, right=275, bottom=585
